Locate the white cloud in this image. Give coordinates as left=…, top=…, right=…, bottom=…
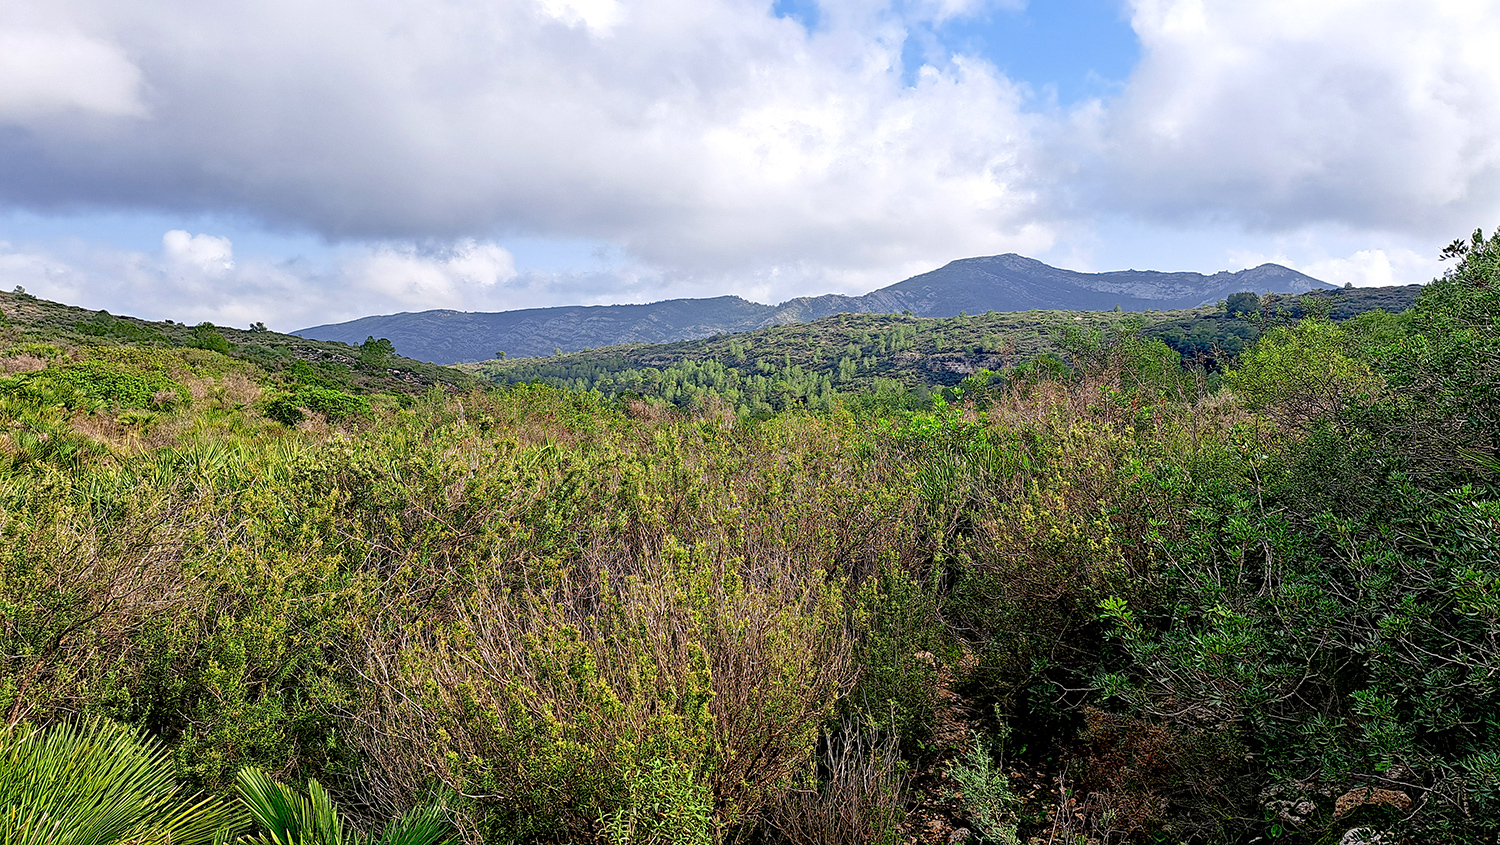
left=900, top=0, right=1026, bottom=25
left=1093, top=0, right=1500, bottom=234
left=1, top=0, right=1498, bottom=321
left=162, top=230, right=234, bottom=274
left=538, top=0, right=623, bottom=31
left=0, top=234, right=538, bottom=330
left=0, top=0, right=1049, bottom=299
left=1225, top=236, right=1444, bottom=289
left=0, top=245, right=90, bottom=296
left=0, top=28, right=146, bottom=121
left=341, top=240, right=518, bottom=306
left=1299, top=248, right=1442, bottom=289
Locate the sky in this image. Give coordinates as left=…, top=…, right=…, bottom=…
left=2, top=0, right=1499, bottom=331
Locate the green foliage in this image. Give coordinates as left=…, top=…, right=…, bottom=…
left=1228, top=317, right=1381, bottom=430
left=265, top=386, right=372, bottom=425
left=188, top=323, right=234, bottom=354
left=3, top=343, right=63, bottom=360
left=359, top=337, right=396, bottom=367
left=0, top=233, right=1494, bottom=845
left=1379, top=225, right=1500, bottom=461
left=599, top=757, right=713, bottom=845
left=949, top=738, right=1021, bottom=845
left=5, top=361, right=189, bottom=410
left=1225, top=291, right=1260, bottom=317
left=287, top=359, right=354, bottom=391
left=76, top=312, right=171, bottom=345
left=236, top=768, right=451, bottom=845
left=473, top=287, right=1419, bottom=409
left=0, top=718, right=241, bottom=845
left=845, top=562, right=946, bottom=747
left=264, top=394, right=306, bottom=425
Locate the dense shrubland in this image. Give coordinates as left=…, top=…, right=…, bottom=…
left=0, top=232, right=1496, bottom=844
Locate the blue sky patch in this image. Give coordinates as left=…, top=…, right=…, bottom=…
left=921, top=0, right=1139, bottom=104
left=772, top=0, right=821, bottom=32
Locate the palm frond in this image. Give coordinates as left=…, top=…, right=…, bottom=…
left=235, top=768, right=452, bottom=845
left=370, top=798, right=453, bottom=845
left=0, top=718, right=241, bottom=845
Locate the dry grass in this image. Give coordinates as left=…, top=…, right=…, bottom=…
left=0, top=354, right=48, bottom=375
left=766, top=719, right=909, bottom=845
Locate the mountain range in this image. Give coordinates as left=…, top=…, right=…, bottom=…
left=296, top=253, right=1332, bottom=363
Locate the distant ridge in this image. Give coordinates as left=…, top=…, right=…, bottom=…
left=297, top=254, right=1333, bottom=363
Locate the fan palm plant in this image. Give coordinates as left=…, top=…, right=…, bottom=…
left=0, top=718, right=241, bottom=845
left=235, top=768, right=452, bottom=845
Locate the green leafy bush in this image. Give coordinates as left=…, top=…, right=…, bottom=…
left=264, top=386, right=371, bottom=425
left=359, top=336, right=396, bottom=367
left=949, top=739, right=1020, bottom=845
left=6, top=361, right=189, bottom=409
left=188, top=322, right=233, bottom=354
left=76, top=313, right=170, bottom=345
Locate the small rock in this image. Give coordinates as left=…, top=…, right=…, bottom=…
left=1334, top=787, right=1411, bottom=820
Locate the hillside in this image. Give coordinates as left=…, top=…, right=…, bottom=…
left=469, top=285, right=1421, bottom=413
left=2, top=230, right=1497, bottom=845
left=0, top=288, right=475, bottom=396
left=297, top=254, right=1334, bottom=363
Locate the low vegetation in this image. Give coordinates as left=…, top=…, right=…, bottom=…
left=0, top=234, right=1492, bottom=845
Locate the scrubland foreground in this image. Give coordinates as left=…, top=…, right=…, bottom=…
left=2, top=229, right=1498, bottom=845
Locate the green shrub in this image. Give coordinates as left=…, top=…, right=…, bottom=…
left=264, top=394, right=305, bottom=426
left=4, top=342, right=64, bottom=360
left=360, top=336, right=396, bottom=367
left=7, top=361, right=189, bottom=409
left=188, top=323, right=233, bottom=354
left=76, top=313, right=170, bottom=345
left=288, top=359, right=353, bottom=390
left=1226, top=291, right=1260, bottom=317
left=949, top=735, right=1021, bottom=845
left=600, top=757, right=713, bottom=845
left=1227, top=317, right=1381, bottom=431
left=263, top=386, right=371, bottom=425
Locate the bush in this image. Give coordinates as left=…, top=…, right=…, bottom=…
left=1227, top=317, right=1382, bottom=432
left=7, top=361, right=189, bottom=409
left=188, top=322, right=233, bottom=354
left=76, top=313, right=170, bottom=345
left=1226, top=291, right=1260, bottom=317
left=264, top=393, right=305, bottom=425
left=949, top=737, right=1021, bottom=845
left=360, top=336, right=397, bottom=367
left=264, top=386, right=371, bottom=425
left=766, top=721, right=908, bottom=845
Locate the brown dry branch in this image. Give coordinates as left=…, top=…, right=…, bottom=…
left=766, top=718, right=909, bottom=845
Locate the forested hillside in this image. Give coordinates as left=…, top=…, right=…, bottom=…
left=296, top=255, right=1334, bottom=363
left=472, top=285, right=1421, bottom=415
left=0, top=232, right=1492, bottom=845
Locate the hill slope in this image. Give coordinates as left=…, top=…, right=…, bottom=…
left=0, top=289, right=475, bottom=396
left=467, top=285, right=1419, bottom=414
left=297, top=255, right=1334, bottom=363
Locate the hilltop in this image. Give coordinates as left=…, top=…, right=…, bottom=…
left=0, top=287, right=475, bottom=399
left=297, top=254, right=1334, bottom=363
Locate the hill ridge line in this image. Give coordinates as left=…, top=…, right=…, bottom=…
left=296, top=255, right=1332, bottom=363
